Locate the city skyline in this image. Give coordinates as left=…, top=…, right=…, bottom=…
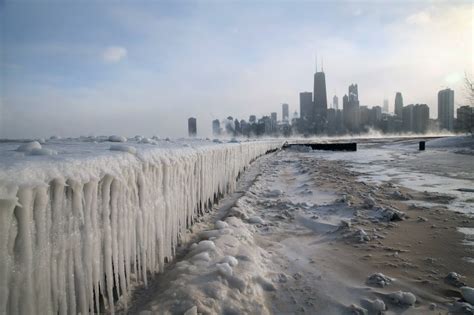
left=1, top=1, right=471, bottom=138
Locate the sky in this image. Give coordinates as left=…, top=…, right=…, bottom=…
left=0, top=0, right=472, bottom=138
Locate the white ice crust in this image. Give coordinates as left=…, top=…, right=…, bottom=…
left=0, top=138, right=282, bottom=314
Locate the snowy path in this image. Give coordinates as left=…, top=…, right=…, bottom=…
left=128, top=150, right=371, bottom=314
left=130, top=147, right=474, bottom=314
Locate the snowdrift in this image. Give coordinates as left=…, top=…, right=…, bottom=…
left=0, top=139, right=283, bottom=314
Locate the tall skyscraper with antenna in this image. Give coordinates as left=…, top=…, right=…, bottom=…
left=313, top=55, right=328, bottom=133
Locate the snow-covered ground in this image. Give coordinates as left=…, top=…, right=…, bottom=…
left=129, top=136, right=474, bottom=315
left=1, top=135, right=473, bottom=314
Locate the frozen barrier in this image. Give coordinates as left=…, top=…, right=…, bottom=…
left=0, top=139, right=283, bottom=314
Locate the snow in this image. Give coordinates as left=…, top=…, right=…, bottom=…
left=0, top=137, right=283, bottom=314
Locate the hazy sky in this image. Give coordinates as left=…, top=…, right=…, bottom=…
left=0, top=0, right=472, bottom=138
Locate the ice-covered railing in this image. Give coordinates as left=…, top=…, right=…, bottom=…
left=0, top=138, right=283, bottom=314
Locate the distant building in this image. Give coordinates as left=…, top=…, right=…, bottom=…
left=271, top=112, right=277, bottom=123
left=413, top=104, right=429, bottom=134
left=402, top=104, right=414, bottom=132
left=359, top=106, right=370, bottom=128
left=225, top=116, right=235, bottom=135
left=402, top=104, right=429, bottom=133
left=299, top=92, right=313, bottom=121
left=249, top=115, right=256, bottom=124
left=383, top=99, right=389, bottom=113
left=456, top=105, right=473, bottom=133
left=313, top=70, right=328, bottom=133
left=188, top=117, right=197, bottom=137
left=282, top=104, right=289, bottom=122
left=212, top=119, right=221, bottom=136
left=234, top=119, right=241, bottom=134
left=240, top=119, right=250, bottom=136
left=258, top=116, right=272, bottom=135
left=394, top=92, right=403, bottom=118
left=343, top=84, right=360, bottom=132
left=369, top=106, right=382, bottom=127
left=270, top=112, right=278, bottom=133
left=438, top=88, right=454, bottom=131
left=333, top=95, right=339, bottom=110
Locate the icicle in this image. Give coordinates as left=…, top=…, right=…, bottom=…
left=0, top=141, right=282, bottom=314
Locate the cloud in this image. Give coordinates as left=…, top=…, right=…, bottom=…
left=406, top=11, right=431, bottom=25
left=353, top=8, right=363, bottom=16
left=102, top=46, right=127, bottom=63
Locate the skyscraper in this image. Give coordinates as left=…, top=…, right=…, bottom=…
left=212, top=119, right=220, bottom=136
left=383, top=99, right=389, bottom=113
left=282, top=103, right=289, bottom=122
left=342, top=84, right=360, bottom=132
left=394, top=92, right=403, bottom=118
left=348, top=84, right=359, bottom=105
left=188, top=117, right=197, bottom=137
left=333, top=95, right=339, bottom=110
left=313, top=70, right=328, bottom=132
left=438, top=88, right=454, bottom=131
left=299, top=92, right=313, bottom=121
left=271, top=112, right=277, bottom=121
left=402, top=104, right=414, bottom=132
left=413, top=104, right=429, bottom=134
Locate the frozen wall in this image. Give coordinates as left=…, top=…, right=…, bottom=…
left=0, top=140, right=282, bottom=314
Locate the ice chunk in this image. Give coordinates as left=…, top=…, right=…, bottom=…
left=215, top=220, right=229, bottom=229
left=355, top=228, right=370, bottom=243
left=366, top=273, right=392, bottom=287
left=248, top=216, right=265, bottom=225
left=191, top=240, right=216, bottom=254
left=192, top=252, right=211, bottom=262
left=380, top=208, right=405, bottom=221
left=451, top=301, right=474, bottom=313
left=388, top=291, right=416, bottom=306
left=361, top=298, right=386, bottom=312
left=461, top=287, right=474, bottom=305
left=109, top=144, right=137, bottom=154
left=216, top=263, right=233, bottom=277
left=265, top=189, right=283, bottom=198
left=108, top=135, right=127, bottom=142
left=16, top=141, right=42, bottom=152
left=139, top=138, right=154, bottom=144
left=445, top=272, right=465, bottom=287
left=222, top=255, right=238, bottom=267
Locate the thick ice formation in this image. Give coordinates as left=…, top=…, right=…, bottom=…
left=0, top=139, right=282, bottom=314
